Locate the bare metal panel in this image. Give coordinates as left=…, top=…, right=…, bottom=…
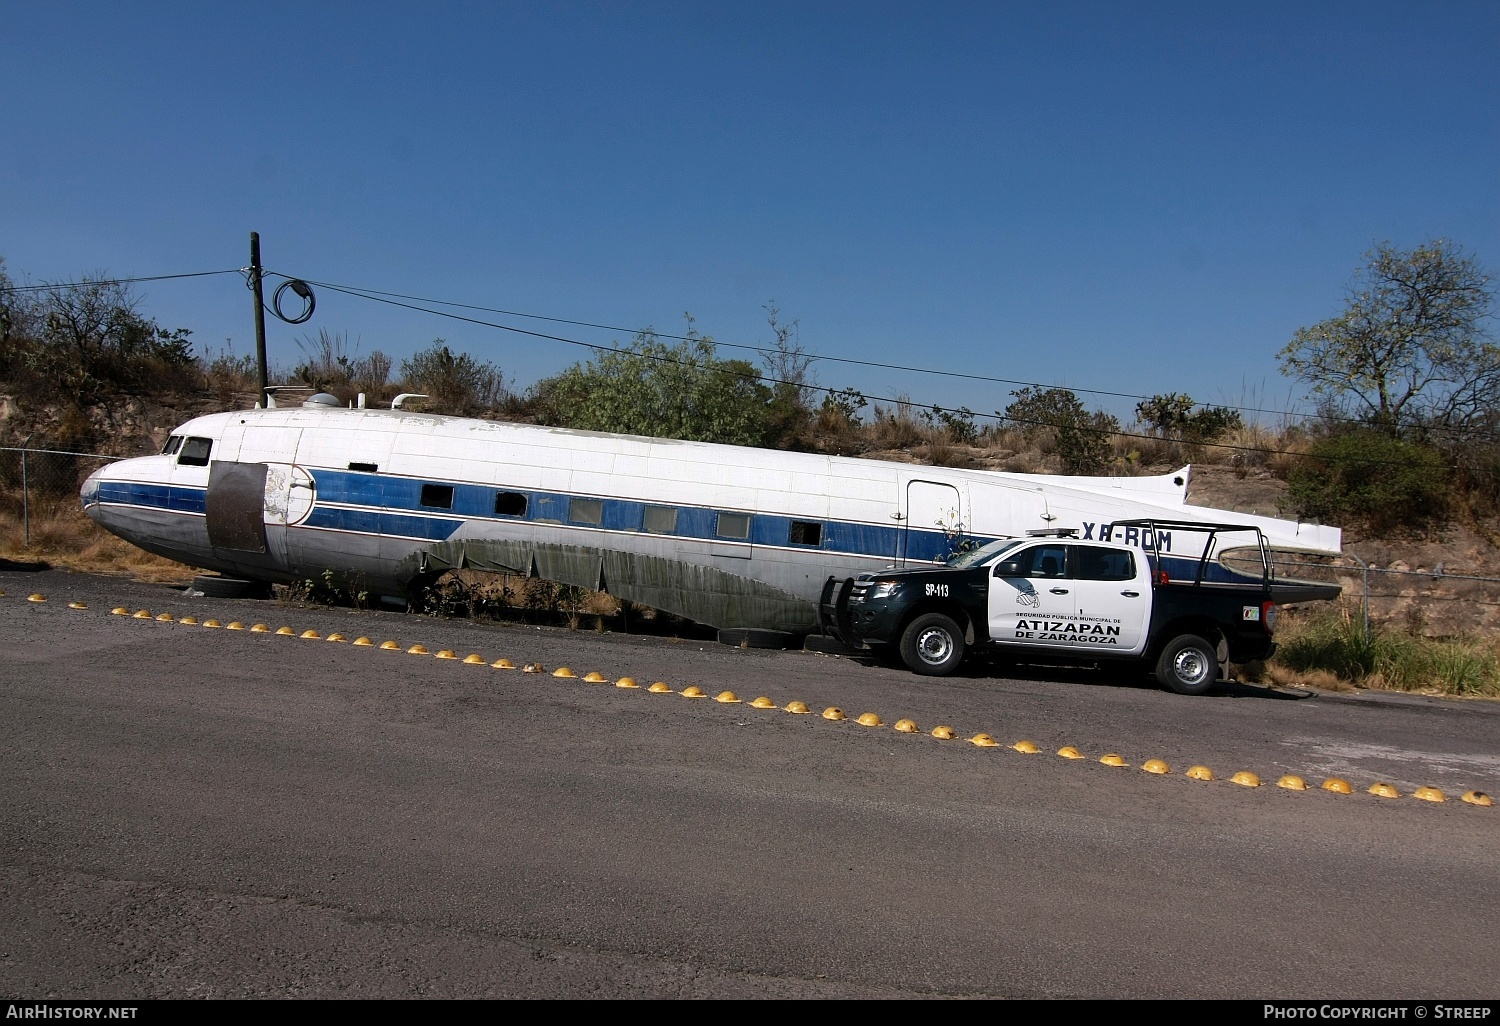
left=206, top=461, right=269, bottom=553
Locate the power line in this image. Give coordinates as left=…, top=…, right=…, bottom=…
left=286, top=273, right=1449, bottom=470
left=289, top=274, right=1327, bottom=423
left=0, top=269, right=245, bottom=293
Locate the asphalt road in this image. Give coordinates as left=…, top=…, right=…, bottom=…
left=2, top=569, right=1497, bottom=999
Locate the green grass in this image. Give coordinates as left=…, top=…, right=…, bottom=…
left=1272, top=607, right=1500, bottom=697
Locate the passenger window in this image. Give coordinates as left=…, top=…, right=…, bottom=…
left=643, top=505, right=678, bottom=534
left=161, top=436, right=183, bottom=456
left=420, top=484, right=454, bottom=509
left=177, top=437, right=212, bottom=467
left=716, top=512, right=751, bottom=540
left=569, top=498, right=603, bottom=526
left=1020, top=545, right=1068, bottom=579
left=1076, top=546, right=1135, bottom=582
left=789, top=520, right=823, bottom=546
left=494, top=491, right=528, bottom=517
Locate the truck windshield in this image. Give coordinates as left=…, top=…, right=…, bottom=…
left=945, top=538, right=1025, bottom=569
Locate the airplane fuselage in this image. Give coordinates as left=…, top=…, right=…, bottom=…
left=82, top=402, right=1342, bottom=631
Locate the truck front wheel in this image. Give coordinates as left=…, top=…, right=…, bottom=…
left=900, top=613, right=966, bottom=676
left=1155, top=634, right=1219, bottom=695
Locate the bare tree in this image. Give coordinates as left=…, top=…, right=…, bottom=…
left=1278, top=240, right=1497, bottom=436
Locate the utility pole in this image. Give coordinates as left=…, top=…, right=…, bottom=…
left=250, top=232, right=269, bottom=407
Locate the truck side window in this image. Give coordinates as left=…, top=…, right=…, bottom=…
left=1020, top=545, right=1068, bottom=579
left=177, top=437, right=212, bottom=467
left=1075, top=545, right=1134, bottom=582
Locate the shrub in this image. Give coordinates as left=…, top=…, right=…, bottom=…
left=1285, top=430, right=1449, bottom=534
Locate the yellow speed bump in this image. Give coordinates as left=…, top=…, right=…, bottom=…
left=681, top=686, right=708, bottom=699
left=784, top=700, right=810, bottom=714
left=492, top=658, right=515, bottom=669
left=1230, top=771, right=1261, bottom=788
left=226, top=622, right=245, bottom=630
left=1056, top=746, right=1084, bottom=760
left=276, top=626, right=296, bottom=636
left=1099, top=753, right=1128, bottom=768
left=1368, top=782, right=1401, bottom=799
left=1186, top=765, right=1215, bottom=781
left=750, top=696, right=775, bottom=709
left=1412, top=786, right=1446, bottom=803
left=352, top=636, right=374, bottom=646
left=326, top=633, right=347, bottom=642
left=1012, top=740, right=1040, bottom=754
left=111, top=607, right=129, bottom=615
left=1142, top=758, right=1170, bottom=775
left=552, top=667, right=575, bottom=677
left=583, top=671, right=608, bottom=682
left=179, top=616, right=199, bottom=625
left=856, top=712, right=882, bottom=727
left=931, top=725, right=955, bottom=739
left=250, top=624, right=270, bottom=633
left=647, top=681, right=673, bottom=693
left=1321, top=778, right=1353, bottom=794
left=155, top=613, right=174, bottom=622
left=822, top=706, right=846, bottom=721
left=27, top=594, right=46, bottom=603
left=300, top=630, right=321, bottom=640
left=715, top=691, right=742, bottom=704
left=435, top=650, right=458, bottom=660
left=133, top=610, right=152, bottom=619
left=203, top=620, right=222, bottom=628
left=893, top=718, right=919, bottom=733
left=407, top=644, right=429, bottom=655
left=462, top=654, right=486, bottom=664
left=378, top=640, right=401, bottom=650
left=1277, top=775, right=1308, bottom=791
left=969, top=733, right=999, bottom=747
left=68, top=602, right=87, bottom=610
left=1461, top=790, right=1492, bottom=807
left=615, top=677, right=640, bottom=689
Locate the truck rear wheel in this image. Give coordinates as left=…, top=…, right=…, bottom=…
left=1155, top=634, right=1219, bottom=695
left=900, top=613, right=966, bottom=676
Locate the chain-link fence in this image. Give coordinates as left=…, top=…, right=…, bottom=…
left=0, top=446, right=122, bottom=549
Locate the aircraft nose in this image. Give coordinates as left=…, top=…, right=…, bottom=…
left=80, top=466, right=104, bottom=516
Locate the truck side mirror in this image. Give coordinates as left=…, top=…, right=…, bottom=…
left=994, top=560, right=1021, bottom=577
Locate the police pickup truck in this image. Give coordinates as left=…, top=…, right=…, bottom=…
left=824, top=519, right=1329, bottom=695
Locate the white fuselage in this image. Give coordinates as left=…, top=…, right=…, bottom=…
left=81, top=404, right=1342, bottom=631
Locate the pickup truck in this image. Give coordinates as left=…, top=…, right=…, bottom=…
left=822, top=519, right=1336, bottom=695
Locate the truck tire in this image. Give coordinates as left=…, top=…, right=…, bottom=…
left=1155, top=634, right=1219, bottom=695
left=900, top=613, right=966, bottom=676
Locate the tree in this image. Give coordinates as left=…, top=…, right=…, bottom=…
left=531, top=329, right=778, bottom=447
left=1001, top=386, right=1118, bottom=474
left=1135, top=392, right=1242, bottom=442
left=1278, top=240, right=1497, bottom=436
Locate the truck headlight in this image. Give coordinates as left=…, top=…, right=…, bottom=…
left=868, top=580, right=899, bottom=600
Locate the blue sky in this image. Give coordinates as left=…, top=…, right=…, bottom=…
left=2, top=2, right=1496, bottom=424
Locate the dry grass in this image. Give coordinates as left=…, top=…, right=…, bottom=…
left=0, top=504, right=196, bottom=583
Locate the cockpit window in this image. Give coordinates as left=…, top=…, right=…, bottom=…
left=946, top=538, right=1023, bottom=569
left=177, top=437, right=212, bottom=467
left=161, top=435, right=183, bottom=456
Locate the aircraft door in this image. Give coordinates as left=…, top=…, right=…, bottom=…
left=206, top=462, right=269, bottom=553
left=902, top=480, right=962, bottom=565
left=987, top=543, right=1078, bottom=649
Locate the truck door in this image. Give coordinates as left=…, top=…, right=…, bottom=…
left=988, top=542, right=1077, bottom=649
left=902, top=479, right=962, bottom=565
left=1068, top=544, right=1151, bottom=654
